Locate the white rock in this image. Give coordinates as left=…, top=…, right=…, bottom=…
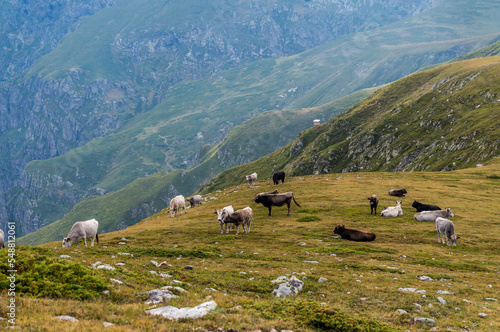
left=271, top=276, right=289, bottom=284
left=414, top=317, right=435, bottom=326
left=417, top=276, right=433, bottom=281
left=59, top=255, right=71, bottom=259
left=478, top=313, right=487, bottom=318
left=54, top=315, right=78, bottom=322
left=398, top=288, right=417, bottom=292
left=103, top=322, right=114, bottom=327
left=437, top=297, right=446, bottom=304
left=318, top=277, right=328, bottom=283
left=485, top=298, right=498, bottom=302
left=146, top=300, right=217, bottom=321
left=396, top=309, right=407, bottom=315
left=272, top=276, right=304, bottom=298
left=437, top=290, right=454, bottom=295
left=110, top=278, right=123, bottom=285
left=96, top=264, right=115, bottom=271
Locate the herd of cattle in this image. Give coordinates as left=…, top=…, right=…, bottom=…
left=54, top=171, right=459, bottom=249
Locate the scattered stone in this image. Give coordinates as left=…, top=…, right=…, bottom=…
left=59, top=255, right=71, bottom=260
left=415, top=290, right=427, bottom=295
left=478, top=313, right=487, bottom=318
left=115, top=262, right=126, bottom=266
left=184, top=265, right=194, bottom=270
left=463, top=299, right=473, bottom=304
left=159, top=273, right=172, bottom=278
left=318, top=277, right=328, bottom=283
left=110, top=278, right=123, bottom=285
left=396, top=309, right=408, bottom=315
left=303, top=260, right=319, bottom=264
left=118, top=242, right=126, bottom=245
left=91, top=261, right=102, bottom=267
left=486, top=284, right=492, bottom=288
left=437, top=290, right=454, bottom=295
left=151, top=260, right=168, bottom=268
left=103, top=322, right=114, bottom=327
left=417, top=276, right=433, bottom=281
left=146, top=300, right=217, bottom=321
left=437, top=297, right=446, bottom=304
left=414, top=318, right=435, bottom=326
left=398, top=288, right=417, bottom=292
left=298, top=242, right=306, bottom=246
left=163, top=286, right=187, bottom=293
left=96, top=264, right=115, bottom=271
left=272, top=276, right=304, bottom=298
left=54, top=315, right=78, bottom=322
left=121, top=237, right=129, bottom=241
left=236, top=251, right=244, bottom=254
left=485, top=298, right=498, bottom=302
left=145, top=289, right=179, bottom=305
left=206, top=287, right=218, bottom=292
left=118, top=252, right=133, bottom=257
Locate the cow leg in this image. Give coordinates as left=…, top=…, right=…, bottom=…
left=84, top=237, right=88, bottom=247
left=220, top=224, right=224, bottom=234
left=268, top=207, right=272, bottom=216
left=91, top=238, right=94, bottom=247
left=287, top=202, right=291, bottom=216
left=247, top=221, right=251, bottom=233
left=235, top=224, right=239, bottom=235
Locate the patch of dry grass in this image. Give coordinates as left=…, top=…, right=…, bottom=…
left=1, top=162, right=499, bottom=331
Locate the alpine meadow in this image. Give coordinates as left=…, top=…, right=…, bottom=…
left=1, top=0, right=500, bottom=331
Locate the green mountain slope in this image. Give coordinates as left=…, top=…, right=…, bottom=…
left=201, top=56, right=500, bottom=193
left=19, top=88, right=375, bottom=245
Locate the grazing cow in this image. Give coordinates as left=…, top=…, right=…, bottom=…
left=62, top=218, right=99, bottom=248
left=223, top=207, right=253, bottom=235
left=0, top=229, right=4, bottom=248
left=272, top=171, right=286, bottom=185
left=380, top=201, right=403, bottom=217
left=412, top=200, right=441, bottom=212
left=214, top=205, right=234, bottom=234
left=389, top=188, right=407, bottom=197
left=368, top=194, right=379, bottom=215
left=414, top=208, right=454, bottom=222
left=436, top=217, right=460, bottom=246
left=245, top=172, right=258, bottom=186
left=169, top=195, right=187, bottom=218
left=253, top=192, right=301, bottom=216
left=188, top=195, right=202, bottom=208
left=334, top=224, right=376, bottom=242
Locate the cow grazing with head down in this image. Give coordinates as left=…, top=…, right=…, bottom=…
left=389, top=188, right=407, bottom=197
left=436, top=217, right=460, bottom=246
left=223, top=207, right=253, bottom=235
left=368, top=194, right=379, bottom=215
left=169, top=195, right=187, bottom=218
left=334, top=224, right=376, bottom=242
left=272, top=171, right=286, bottom=185
left=214, top=205, right=234, bottom=234
left=245, top=172, right=258, bottom=187
left=62, top=218, right=99, bottom=248
left=412, top=200, right=441, bottom=212
left=253, top=192, right=301, bottom=216
left=414, top=208, right=454, bottom=222
left=380, top=201, right=403, bottom=217
left=188, top=195, right=202, bottom=208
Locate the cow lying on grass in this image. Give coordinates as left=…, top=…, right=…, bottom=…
left=414, top=208, right=453, bottom=221
left=412, top=200, right=441, bottom=212
left=253, top=192, right=301, bottom=216
left=62, top=218, right=99, bottom=248
left=223, top=207, right=253, bottom=235
left=334, top=224, right=376, bottom=242
left=389, top=188, right=407, bottom=197
left=381, top=201, right=403, bottom=217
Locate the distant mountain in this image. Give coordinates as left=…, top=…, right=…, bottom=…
left=201, top=56, right=500, bottom=193
left=2, top=0, right=443, bottom=235
left=6, top=0, right=500, bottom=237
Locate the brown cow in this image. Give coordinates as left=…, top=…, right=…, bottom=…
left=253, top=192, right=301, bottom=216
left=334, top=224, right=376, bottom=242
left=223, top=207, right=253, bottom=235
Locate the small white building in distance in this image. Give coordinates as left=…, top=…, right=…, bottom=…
left=313, top=119, right=320, bottom=126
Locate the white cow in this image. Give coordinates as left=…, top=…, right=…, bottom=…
left=436, top=217, right=460, bottom=246
left=188, top=195, right=202, bottom=208
left=62, top=218, right=99, bottom=248
left=414, top=208, right=454, bottom=222
left=245, top=172, right=258, bottom=187
left=215, top=205, right=234, bottom=234
left=0, top=229, right=4, bottom=248
left=169, top=195, right=187, bottom=218
left=380, top=201, right=403, bottom=217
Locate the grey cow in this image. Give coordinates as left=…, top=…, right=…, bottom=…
left=436, top=217, right=460, bottom=246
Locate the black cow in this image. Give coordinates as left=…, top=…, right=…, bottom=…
left=253, top=192, right=301, bottom=216
left=368, top=194, right=379, bottom=215
left=272, top=171, right=286, bottom=185
left=389, top=188, right=407, bottom=197
left=412, top=200, right=441, bottom=212
left=334, top=224, right=376, bottom=242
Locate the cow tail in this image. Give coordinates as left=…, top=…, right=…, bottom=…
left=293, top=195, right=302, bottom=207
left=96, top=233, right=99, bottom=243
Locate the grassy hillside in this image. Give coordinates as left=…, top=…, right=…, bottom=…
left=201, top=56, right=500, bottom=193
left=4, top=161, right=500, bottom=331
left=19, top=88, right=375, bottom=246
